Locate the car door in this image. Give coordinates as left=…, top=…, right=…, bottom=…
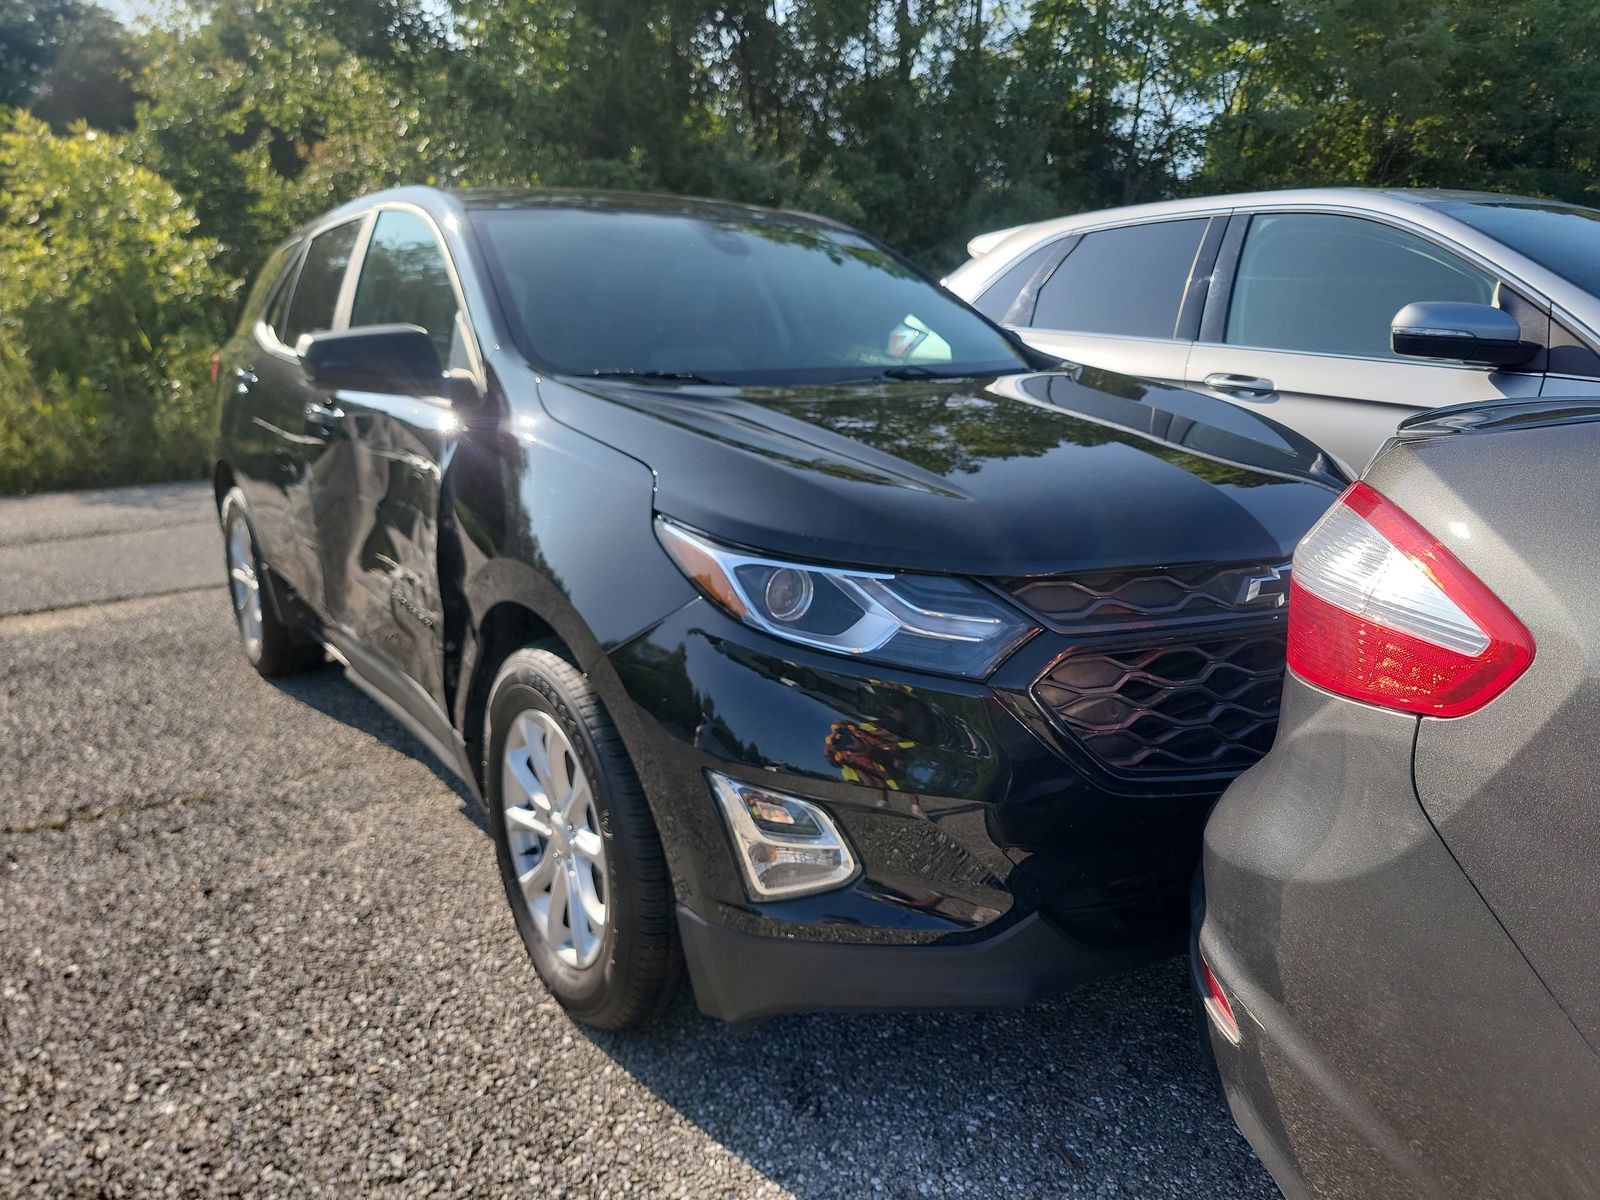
left=248, top=216, right=367, bottom=613
left=987, top=217, right=1223, bottom=387
left=1188, top=211, right=1547, bottom=474
left=312, top=207, right=471, bottom=712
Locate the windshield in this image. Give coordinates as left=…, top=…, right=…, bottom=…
left=1440, top=199, right=1600, bottom=296
left=470, top=206, right=1031, bottom=385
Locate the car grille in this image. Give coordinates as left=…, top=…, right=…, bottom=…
left=1003, top=561, right=1290, bottom=634
left=1032, top=630, right=1286, bottom=775
left=1005, top=564, right=1290, bottom=778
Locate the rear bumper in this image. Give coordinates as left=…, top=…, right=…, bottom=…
left=682, top=905, right=1176, bottom=1023
left=1186, top=925, right=1315, bottom=1200
left=1197, top=675, right=1600, bottom=1200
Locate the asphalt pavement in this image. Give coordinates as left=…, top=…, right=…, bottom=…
left=0, top=481, right=1278, bottom=1199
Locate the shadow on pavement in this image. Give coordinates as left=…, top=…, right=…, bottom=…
left=267, top=661, right=484, bottom=831
left=579, top=966, right=1271, bottom=1199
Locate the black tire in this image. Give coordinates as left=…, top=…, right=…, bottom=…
left=485, top=646, right=682, bottom=1029
left=220, top=487, right=323, bottom=677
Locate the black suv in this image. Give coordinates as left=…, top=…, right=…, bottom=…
left=213, top=187, right=1342, bottom=1028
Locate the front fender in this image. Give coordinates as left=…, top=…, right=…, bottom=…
left=447, top=381, right=696, bottom=731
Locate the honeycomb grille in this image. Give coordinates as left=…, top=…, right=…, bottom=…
left=1004, top=561, right=1290, bottom=633
left=1033, top=629, right=1287, bottom=776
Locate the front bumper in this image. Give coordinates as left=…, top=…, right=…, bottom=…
left=681, top=907, right=1165, bottom=1023
left=605, top=598, right=1226, bottom=1019
left=1196, top=676, right=1600, bottom=1200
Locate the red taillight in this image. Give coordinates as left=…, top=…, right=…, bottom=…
left=1287, top=482, right=1533, bottom=717
left=209, top=351, right=222, bottom=383
left=1200, top=956, right=1241, bottom=1046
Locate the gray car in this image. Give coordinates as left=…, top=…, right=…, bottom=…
left=945, top=189, right=1600, bottom=473
left=1194, top=396, right=1600, bottom=1198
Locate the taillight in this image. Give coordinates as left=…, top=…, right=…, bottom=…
left=1288, top=482, right=1533, bottom=717
left=209, top=351, right=222, bottom=383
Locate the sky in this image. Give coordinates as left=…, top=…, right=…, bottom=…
left=98, top=0, right=457, bottom=28
left=100, top=0, right=160, bottom=25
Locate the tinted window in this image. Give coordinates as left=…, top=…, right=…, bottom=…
left=1030, top=219, right=1207, bottom=338
left=263, top=251, right=299, bottom=339
left=283, top=219, right=362, bottom=350
left=1226, top=213, right=1495, bottom=358
left=1441, top=200, right=1600, bottom=298
left=471, top=207, right=1029, bottom=386
left=240, top=240, right=299, bottom=338
left=350, top=210, right=461, bottom=366
left=971, top=240, right=1063, bottom=323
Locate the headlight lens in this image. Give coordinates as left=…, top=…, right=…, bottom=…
left=656, top=517, right=1037, bottom=677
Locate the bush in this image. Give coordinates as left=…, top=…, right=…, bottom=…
left=0, top=112, right=233, bottom=494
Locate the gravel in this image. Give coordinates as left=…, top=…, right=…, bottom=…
left=0, top=488, right=1278, bottom=1199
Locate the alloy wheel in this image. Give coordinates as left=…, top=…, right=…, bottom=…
left=501, top=709, right=610, bottom=970
left=226, top=513, right=264, bottom=659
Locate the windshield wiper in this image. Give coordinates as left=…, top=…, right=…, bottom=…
left=874, top=365, right=985, bottom=382
left=585, top=369, right=731, bottom=386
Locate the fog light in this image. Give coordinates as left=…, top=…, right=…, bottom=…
left=707, top=772, right=858, bottom=900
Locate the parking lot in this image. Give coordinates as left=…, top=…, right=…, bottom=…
left=0, top=483, right=1276, bottom=1199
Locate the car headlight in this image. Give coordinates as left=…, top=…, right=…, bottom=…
left=656, top=517, right=1037, bottom=678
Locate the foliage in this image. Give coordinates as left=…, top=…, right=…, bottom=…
left=1, top=0, right=141, bottom=130
left=133, top=2, right=459, bottom=272
left=1197, top=0, right=1600, bottom=203
left=0, top=113, right=231, bottom=492
left=6, top=0, right=1600, bottom=493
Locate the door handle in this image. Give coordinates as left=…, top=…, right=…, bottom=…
left=305, top=400, right=345, bottom=438
left=1204, top=372, right=1276, bottom=397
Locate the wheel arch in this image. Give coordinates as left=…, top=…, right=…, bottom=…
left=450, top=552, right=636, bottom=783
left=213, top=460, right=237, bottom=513
left=448, top=557, right=691, bottom=849
left=458, top=598, right=563, bottom=789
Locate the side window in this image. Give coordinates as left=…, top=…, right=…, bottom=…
left=1030, top=219, right=1208, bottom=338
left=1226, top=213, right=1496, bottom=359
left=349, top=210, right=463, bottom=367
left=260, top=243, right=302, bottom=341
left=971, top=240, right=1065, bottom=324
left=282, top=219, right=363, bottom=350
left=236, top=240, right=299, bottom=338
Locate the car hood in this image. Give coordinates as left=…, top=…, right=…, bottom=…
left=538, top=367, right=1346, bottom=576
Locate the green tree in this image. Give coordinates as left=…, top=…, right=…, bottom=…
left=0, top=0, right=100, bottom=109
left=0, top=113, right=231, bottom=491
left=27, top=6, right=143, bottom=133
left=1196, top=0, right=1600, bottom=204
left=134, top=2, right=456, bottom=272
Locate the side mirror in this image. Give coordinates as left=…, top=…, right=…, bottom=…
left=300, top=324, right=444, bottom=394
left=1391, top=301, right=1535, bottom=368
